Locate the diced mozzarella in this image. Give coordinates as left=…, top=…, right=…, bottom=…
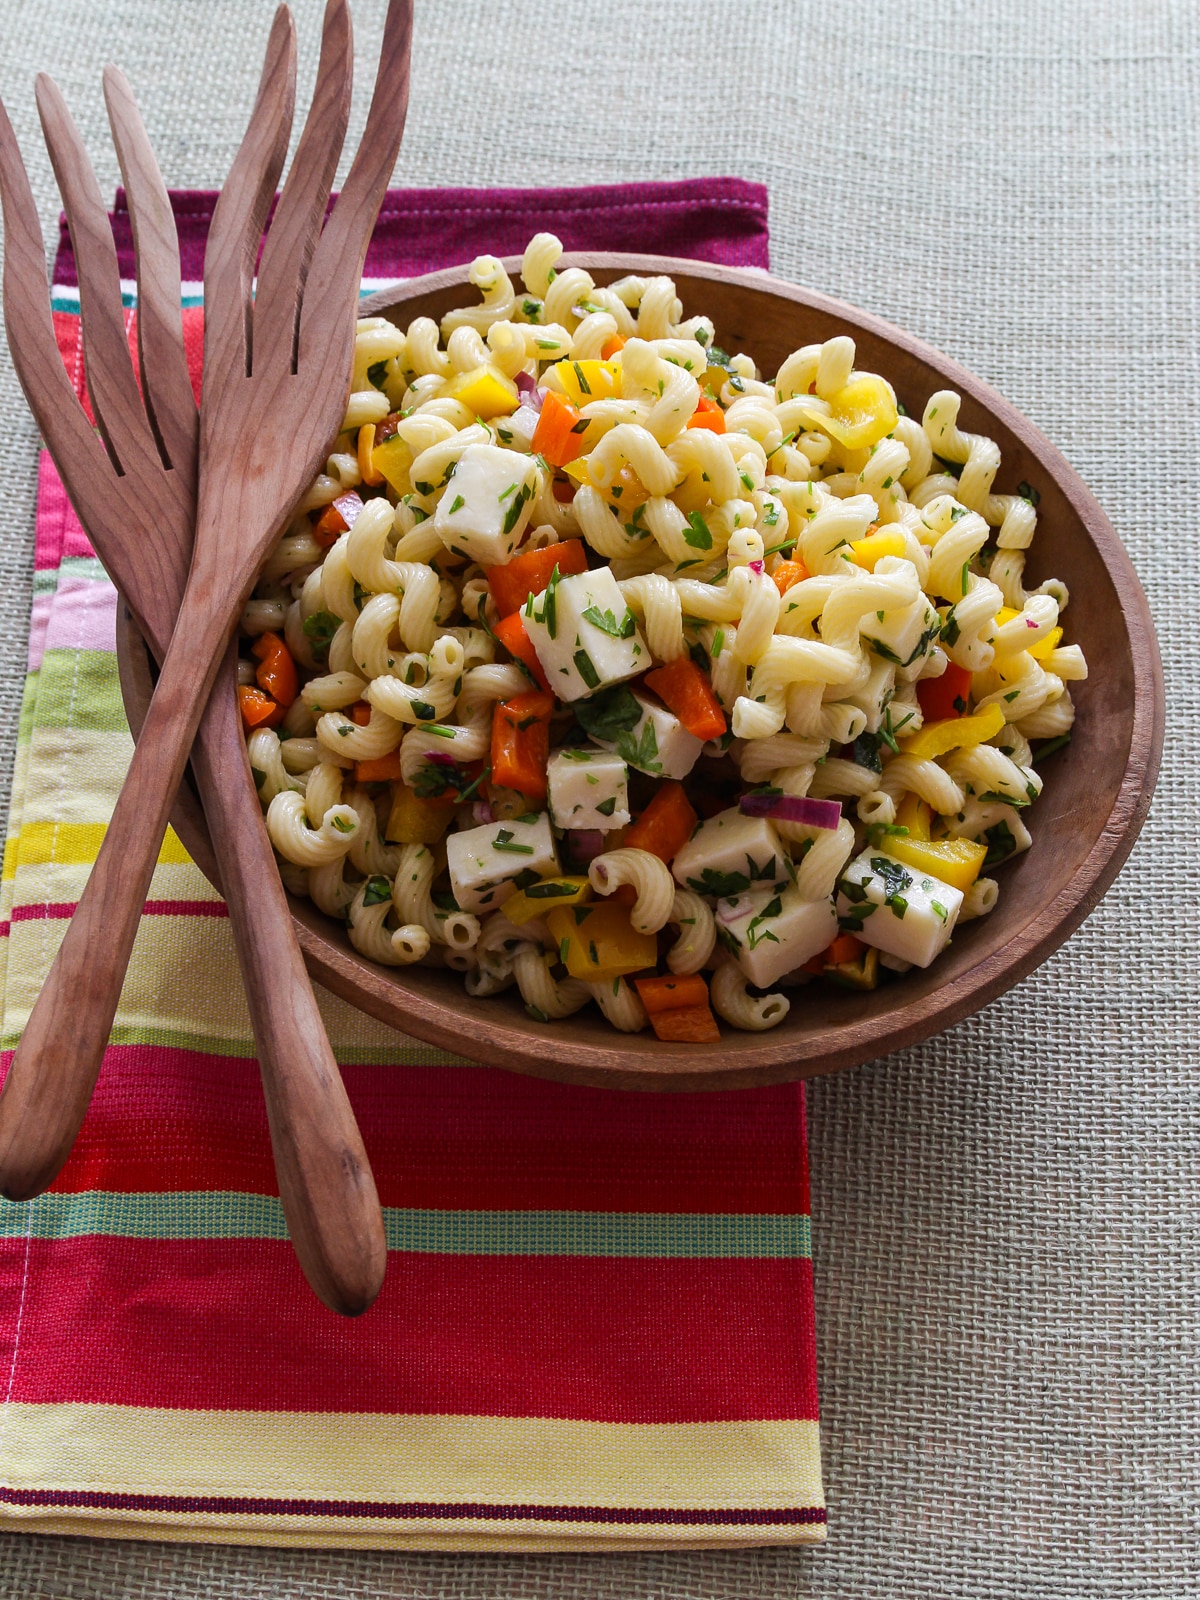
left=717, top=883, right=837, bottom=988
left=445, top=812, right=559, bottom=914
left=495, top=404, right=540, bottom=453
left=432, top=443, right=538, bottom=567
left=861, top=588, right=940, bottom=672
left=590, top=690, right=703, bottom=780
left=546, top=747, right=630, bottom=831
left=671, top=808, right=791, bottom=896
left=835, top=847, right=963, bottom=968
left=524, top=568, right=647, bottom=702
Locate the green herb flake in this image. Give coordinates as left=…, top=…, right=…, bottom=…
left=447, top=494, right=465, bottom=515
left=492, top=828, right=535, bottom=856
left=573, top=648, right=600, bottom=690
left=363, top=875, right=392, bottom=907
left=683, top=512, right=713, bottom=551
left=582, top=604, right=636, bottom=639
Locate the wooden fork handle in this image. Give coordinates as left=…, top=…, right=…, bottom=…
left=190, top=652, right=386, bottom=1316
left=0, top=627, right=386, bottom=1314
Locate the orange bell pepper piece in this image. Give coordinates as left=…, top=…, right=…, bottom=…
left=686, top=393, right=726, bottom=433
left=772, top=558, right=809, bottom=596
left=251, top=632, right=298, bottom=708
left=531, top=389, right=588, bottom=468
left=485, top=538, right=588, bottom=618
left=354, top=751, right=404, bottom=783
left=491, top=691, right=554, bottom=801
left=644, top=657, right=727, bottom=741
left=492, top=611, right=551, bottom=693
left=623, top=781, right=699, bottom=863
left=238, top=685, right=284, bottom=730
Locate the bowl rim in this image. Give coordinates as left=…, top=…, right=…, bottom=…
left=125, top=253, right=1165, bottom=1091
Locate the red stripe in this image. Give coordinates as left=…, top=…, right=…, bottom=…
left=0, top=1237, right=818, bottom=1422
left=32, top=1047, right=808, bottom=1216
left=0, top=1484, right=824, bottom=1525
left=11, top=900, right=227, bottom=922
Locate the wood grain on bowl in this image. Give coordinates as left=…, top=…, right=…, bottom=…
left=117, top=256, right=1164, bottom=1091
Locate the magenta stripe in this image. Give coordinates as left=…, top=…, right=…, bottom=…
left=11, top=900, right=226, bottom=923
left=0, top=1484, right=824, bottom=1526
left=34, top=452, right=94, bottom=569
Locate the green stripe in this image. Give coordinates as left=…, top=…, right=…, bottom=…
left=0, top=1192, right=810, bottom=1258
left=0, top=1021, right=467, bottom=1067
left=32, top=650, right=130, bottom=734
left=33, top=556, right=112, bottom=594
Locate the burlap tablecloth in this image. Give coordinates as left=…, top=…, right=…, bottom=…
left=0, top=0, right=1194, bottom=1595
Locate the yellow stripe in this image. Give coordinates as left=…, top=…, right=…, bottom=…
left=0, top=1511, right=823, bottom=1551
left=1, top=1403, right=823, bottom=1515
left=12, top=820, right=192, bottom=868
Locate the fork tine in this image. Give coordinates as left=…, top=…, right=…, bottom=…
left=34, top=74, right=162, bottom=482
left=203, top=4, right=296, bottom=384
left=103, top=65, right=197, bottom=491
left=0, top=97, right=115, bottom=526
left=252, top=0, right=352, bottom=376
left=297, top=0, right=412, bottom=370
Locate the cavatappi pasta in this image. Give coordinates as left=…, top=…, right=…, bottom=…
left=236, top=234, right=1086, bottom=1042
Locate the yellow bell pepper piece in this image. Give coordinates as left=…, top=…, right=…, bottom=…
left=882, top=834, right=987, bottom=893
left=894, top=791, right=931, bottom=840
left=371, top=433, right=411, bottom=495
left=992, top=607, right=1063, bottom=661
left=552, top=358, right=619, bottom=408
left=384, top=785, right=455, bottom=845
left=442, top=365, right=519, bottom=419
left=850, top=528, right=907, bottom=570
left=899, top=701, right=1006, bottom=761
left=562, top=456, right=592, bottom=486
left=822, top=374, right=898, bottom=450
left=503, top=876, right=591, bottom=926
left=546, top=901, right=657, bottom=983
left=357, top=423, right=384, bottom=487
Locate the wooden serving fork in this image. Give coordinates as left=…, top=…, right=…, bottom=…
left=0, top=0, right=412, bottom=1313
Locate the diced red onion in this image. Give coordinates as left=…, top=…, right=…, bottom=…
left=749, top=559, right=764, bottom=574
left=567, top=828, right=605, bottom=863
left=515, top=370, right=537, bottom=397
left=471, top=801, right=495, bottom=826
left=739, top=793, right=842, bottom=829
left=332, top=490, right=363, bottom=528
left=424, top=751, right=457, bottom=768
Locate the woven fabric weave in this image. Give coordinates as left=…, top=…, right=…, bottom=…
left=0, top=0, right=1195, bottom=1594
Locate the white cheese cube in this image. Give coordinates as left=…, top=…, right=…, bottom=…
left=495, top=404, right=540, bottom=453
left=716, top=883, right=837, bottom=989
left=445, top=812, right=559, bottom=914
left=589, top=690, right=703, bottom=780
left=671, top=807, right=791, bottom=896
left=432, top=443, right=538, bottom=567
left=835, top=848, right=963, bottom=968
left=860, top=593, right=941, bottom=673
left=524, top=568, right=647, bottom=703
left=546, top=747, right=630, bottom=830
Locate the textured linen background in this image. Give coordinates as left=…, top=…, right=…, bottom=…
left=0, top=0, right=1194, bottom=1595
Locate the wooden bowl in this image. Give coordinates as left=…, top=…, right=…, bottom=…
left=116, top=255, right=1164, bottom=1092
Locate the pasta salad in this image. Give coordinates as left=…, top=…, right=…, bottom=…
left=235, top=234, right=1086, bottom=1042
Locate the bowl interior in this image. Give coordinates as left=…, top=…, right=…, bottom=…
left=118, top=256, right=1162, bottom=1090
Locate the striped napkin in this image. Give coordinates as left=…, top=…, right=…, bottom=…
left=0, top=179, right=827, bottom=1551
